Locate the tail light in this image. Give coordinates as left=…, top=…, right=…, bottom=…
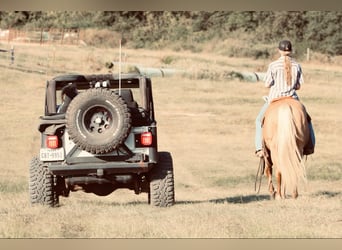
left=141, top=132, right=153, bottom=146
left=46, top=135, right=59, bottom=149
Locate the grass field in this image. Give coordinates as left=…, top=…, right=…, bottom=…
left=0, top=42, right=341, bottom=238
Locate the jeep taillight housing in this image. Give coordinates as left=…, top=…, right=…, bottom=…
left=141, top=132, right=153, bottom=146
left=46, top=135, right=59, bottom=149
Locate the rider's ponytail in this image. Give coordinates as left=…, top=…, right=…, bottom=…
left=284, top=55, right=292, bottom=86
left=278, top=40, right=293, bottom=86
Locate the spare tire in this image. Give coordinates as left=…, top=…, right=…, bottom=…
left=66, top=88, right=131, bottom=154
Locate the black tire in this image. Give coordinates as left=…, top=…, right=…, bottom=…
left=29, top=157, right=59, bottom=207
left=66, top=88, right=131, bottom=154
left=149, top=152, right=175, bottom=207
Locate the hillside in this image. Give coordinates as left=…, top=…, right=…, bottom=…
left=1, top=11, right=341, bottom=56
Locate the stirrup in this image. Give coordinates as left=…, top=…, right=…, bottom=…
left=303, top=148, right=314, bottom=155
left=255, top=150, right=264, bottom=158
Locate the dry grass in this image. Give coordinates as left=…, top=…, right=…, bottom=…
left=0, top=42, right=341, bottom=238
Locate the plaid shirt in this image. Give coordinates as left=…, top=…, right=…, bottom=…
left=264, top=56, right=304, bottom=103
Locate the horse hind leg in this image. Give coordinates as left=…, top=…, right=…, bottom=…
left=265, top=165, right=276, bottom=199
left=276, top=173, right=298, bottom=199
left=275, top=171, right=285, bottom=200
left=293, top=187, right=298, bottom=199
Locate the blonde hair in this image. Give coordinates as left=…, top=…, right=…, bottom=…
left=280, top=50, right=292, bottom=86
left=284, top=55, right=292, bottom=86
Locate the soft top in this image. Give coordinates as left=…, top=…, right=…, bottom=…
left=51, top=73, right=148, bottom=90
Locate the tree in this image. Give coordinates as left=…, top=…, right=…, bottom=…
left=305, top=11, right=342, bottom=55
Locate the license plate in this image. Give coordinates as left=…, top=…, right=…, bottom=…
left=40, top=148, right=65, bottom=161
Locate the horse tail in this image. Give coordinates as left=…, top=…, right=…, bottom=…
left=276, top=103, right=307, bottom=194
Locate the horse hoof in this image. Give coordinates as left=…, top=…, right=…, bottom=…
left=293, top=192, right=298, bottom=199
left=274, top=192, right=283, bottom=200
left=270, top=192, right=276, bottom=200
left=275, top=195, right=282, bottom=200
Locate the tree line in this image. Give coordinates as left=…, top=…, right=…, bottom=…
left=0, top=11, right=341, bottom=55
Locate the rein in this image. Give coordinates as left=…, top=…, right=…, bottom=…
left=254, top=157, right=265, bottom=193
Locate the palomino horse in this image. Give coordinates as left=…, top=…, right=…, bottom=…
left=262, top=97, right=310, bottom=199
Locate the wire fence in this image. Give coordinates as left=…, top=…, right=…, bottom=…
left=0, top=28, right=82, bottom=45
left=0, top=28, right=83, bottom=70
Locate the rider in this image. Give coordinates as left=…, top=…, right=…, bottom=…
left=255, top=40, right=315, bottom=158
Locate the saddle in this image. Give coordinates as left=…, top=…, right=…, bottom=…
left=263, top=97, right=311, bottom=125
left=262, top=96, right=314, bottom=156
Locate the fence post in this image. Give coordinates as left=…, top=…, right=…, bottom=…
left=10, top=45, right=14, bottom=64
left=61, top=28, right=64, bottom=44
left=306, top=48, right=310, bottom=61
left=40, top=28, right=43, bottom=45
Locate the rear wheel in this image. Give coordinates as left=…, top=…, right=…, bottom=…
left=149, top=152, right=175, bottom=207
left=29, top=157, right=59, bottom=207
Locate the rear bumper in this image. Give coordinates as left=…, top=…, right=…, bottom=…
left=48, top=161, right=155, bottom=176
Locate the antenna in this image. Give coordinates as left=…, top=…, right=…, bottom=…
left=118, top=38, right=122, bottom=96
